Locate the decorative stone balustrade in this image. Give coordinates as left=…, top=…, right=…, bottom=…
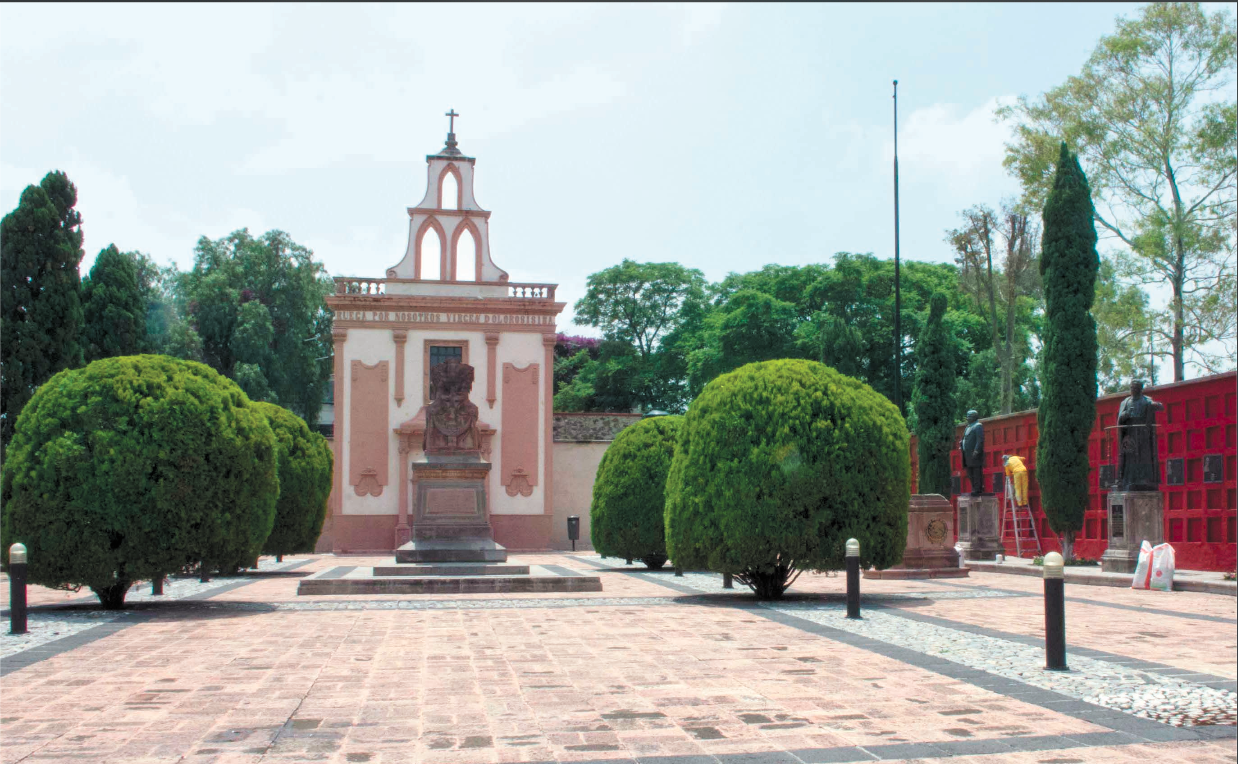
left=332, top=278, right=555, bottom=300
left=335, top=278, right=387, bottom=295
left=507, top=283, right=555, bottom=300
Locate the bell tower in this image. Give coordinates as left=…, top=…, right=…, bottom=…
left=385, top=110, right=509, bottom=292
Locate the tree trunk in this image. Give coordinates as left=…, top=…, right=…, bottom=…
left=1061, top=531, right=1075, bottom=562
left=92, top=580, right=132, bottom=610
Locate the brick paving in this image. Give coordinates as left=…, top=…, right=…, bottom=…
left=0, top=553, right=1234, bottom=764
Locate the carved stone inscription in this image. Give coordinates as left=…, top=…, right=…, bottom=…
left=425, top=488, right=480, bottom=516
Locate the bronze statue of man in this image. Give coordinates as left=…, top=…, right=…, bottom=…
left=1116, top=379, right=1163, bottom=491
left=960, top=410, right=985, bottom=496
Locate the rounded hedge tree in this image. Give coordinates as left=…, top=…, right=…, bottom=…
left=590, top=415, right=682, bottom=569
left=665, top=359, right=909, bottom=599
left=253, top=401, right=333, bottom=560
left=1, top=354, right=278, bottom=608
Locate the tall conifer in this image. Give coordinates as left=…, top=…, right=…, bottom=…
left=912, top=292, right=956, bottom=496
left=1036, top=143, right=1099, bottom=558
left=0, top=171, right=85, bottom=450
left=82, top=245, right=147, bottom=361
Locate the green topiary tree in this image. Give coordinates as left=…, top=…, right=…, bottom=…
left=82, top=244, right=147, bottom=362
left=665, top=359, right=909, bottom=599
left=252, top=401, right=333, bottom=560
left=0, top=171, right=86, bottom=452
left=590, top=415, right=682, bottom=569
left=912, top=292, right=957, bottom=496
left=0, top=355, right=278, bottom=608
left=1036, top=143, right=1099, bottom=560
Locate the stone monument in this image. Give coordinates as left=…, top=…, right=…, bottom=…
left=396, top=358, right=505, bottom=563
left=864, top=494, right=968, bottom=578
left=1102, top=379, right=1165, bottom=573
left=956, top=408, right=1001, bottom=561
left=960, top=410, right=986, bottom=497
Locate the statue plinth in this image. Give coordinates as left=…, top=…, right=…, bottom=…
left=956, top=494, right=1003, bottom=562
left=1100, top=491, right=1163, bottom=574
left=864, top=494, right=968, bottom=579
left=397, top=358, right=507, bottom=563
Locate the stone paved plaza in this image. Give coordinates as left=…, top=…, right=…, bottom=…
left=1, top=554, right=1235, bottom=764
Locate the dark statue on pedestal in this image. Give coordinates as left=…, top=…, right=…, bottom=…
left=1116, top=379, right=1163, bottom=491
left=960, top=409, right=986, bottom=496
left=423, top=357, right=481, bottom=454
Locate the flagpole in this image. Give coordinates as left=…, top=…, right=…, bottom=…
left=893, top=79, right=902, bottom=413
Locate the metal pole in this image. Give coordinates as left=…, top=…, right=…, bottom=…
left=1043, top=551, right=1067, bottom=670
left=845, top=538, right=861, bottom=619
left=9, top=543, right=28, bottom=635
left=722, top=572, right=733, bottom=589
left=893, top=79, right=902, bottom=413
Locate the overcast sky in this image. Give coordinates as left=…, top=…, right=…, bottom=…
left=1, top=3, right=1227, bottom=338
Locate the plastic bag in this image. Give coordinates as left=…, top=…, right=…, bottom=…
left=1131, top=540, right=1154, bottom=590
left=1149, top=543, right=1175, bottom=592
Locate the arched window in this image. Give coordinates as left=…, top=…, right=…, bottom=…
left=439, top=169, right=459, bottom=210
left=420, top=227, right=442, bottom=280
left=455, top=226, right=477, bottom=281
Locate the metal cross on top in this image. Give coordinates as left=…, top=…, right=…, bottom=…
left=446, top=109, right=459, bottom=133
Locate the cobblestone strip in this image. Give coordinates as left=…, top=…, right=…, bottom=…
left=0, top=557, right=311, bottom=665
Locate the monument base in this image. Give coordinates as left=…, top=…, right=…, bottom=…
left=1100, top=490, right=1164, bottom=574
left=957, top=494, right=1003, bottom=562
left=396, top=538, right=508, bottom=563
left=404, top=455, right=502, bottom=561
left=865, top=494, right=969, bottom=579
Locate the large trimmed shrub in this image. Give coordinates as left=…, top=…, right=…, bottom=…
left=1, top=355, right=278, bottom=608
left=665, top=359, right=909, bottom=599
left=590, top=415, right=682, bottom=569
left=912, top=292, right=957, bottom=496
left=253, top=401, right=333, bottom=559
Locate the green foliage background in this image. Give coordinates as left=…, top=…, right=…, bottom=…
left=1, top=355, right=278, bottom=606
left=664, top=359, right=909, bottom=579
left=912, top=293, right=957, bottom=495
left=82, top=244, right=146, bottom=362
left=589, top=415, right=682, bottom=565
left=253, top=401, right=334, bottom=556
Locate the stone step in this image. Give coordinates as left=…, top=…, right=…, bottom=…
left=298, top=575, right=602, bottom=595
left=372, top=564, right=530, bottom=577
left=396, top=538, right=508, bottom=563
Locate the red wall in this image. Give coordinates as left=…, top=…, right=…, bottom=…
left=910, top=371, right=1237, bottom=571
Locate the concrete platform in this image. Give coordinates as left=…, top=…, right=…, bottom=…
left=966, top=557, right=1237, bottom=596
left=297, top=563, right=602, bottom=595
left=863, top=567, right=970, bottom=580
left=395, top=538, right=507, bottom=563
left=372, top=563, right=529, bottom=576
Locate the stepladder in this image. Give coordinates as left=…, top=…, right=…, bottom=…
left=999, top=475, right=1042, bottom=558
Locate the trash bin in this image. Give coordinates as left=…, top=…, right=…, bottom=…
left=567, top=516, right=580, bottom=551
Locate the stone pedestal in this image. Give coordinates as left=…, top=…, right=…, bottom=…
left=865, top=494, right=967, bottom=579
left=1100, top=491, right=1163, bottom=574
left=396, top=454, right=507, bottom=563
left=956, top=494, right=1002, bottom=562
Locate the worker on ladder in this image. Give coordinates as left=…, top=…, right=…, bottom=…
left=1002, top=455, right=1029, bottom=508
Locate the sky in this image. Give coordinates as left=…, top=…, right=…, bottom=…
left=1, top=3, right=1231, bottom=357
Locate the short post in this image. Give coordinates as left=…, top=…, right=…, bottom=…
left=845, top=538, right=861, bottom=619
left=722, top=572, right=733, bottom=589
left=9, top=543, right=28, bottom=635
left=1043, top=551, right=1067, bottom=671
left=151, top=576, right=164, bottom=596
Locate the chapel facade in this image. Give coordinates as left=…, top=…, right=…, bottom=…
left=319, top=116, right=564, bottom=552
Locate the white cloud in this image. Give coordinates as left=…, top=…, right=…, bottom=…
left=882, top=96, right=1018, bottom=193
left=681, top=3, right=725, bottom=45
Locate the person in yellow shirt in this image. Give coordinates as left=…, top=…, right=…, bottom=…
left=1003, top=455, right=1029, bottom=507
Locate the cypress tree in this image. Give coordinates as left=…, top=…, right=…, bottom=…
left=1036, top=143, right=1099, bottom=559
left=82, top=245, right=147, bottom=362
left=912, top=292, right=956, bottom=496
left=0, top=171, right=85, bottom=451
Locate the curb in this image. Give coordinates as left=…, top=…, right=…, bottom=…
left=966, top=561, right=1237, bottom=596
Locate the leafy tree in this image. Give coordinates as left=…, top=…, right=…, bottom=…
left=1094, top=257, right=1158, bottom=392
left=178, top=229, right=333, bottom=423
left=999, top=3, right=1237, bottom=379
left=912, top=293, right=957, bottom=496
left=0, top=171, right=85, bottom=451
left=81, top=245, right=146, bottom=361
left=665, top=359, right=909, bottom=599
left=1036, top=144, right=1100, bottom=560
left=590, top=415, right=681, bottom=569
left=253, top=402, right=333, bottom=559
left=574, top=259, right=707, bottom=359
left=686, top=290, right=801, bottom=395
left=1, top=355, right=278, bottom=609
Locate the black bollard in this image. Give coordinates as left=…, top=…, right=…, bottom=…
left=1043, top=552, right=1067, bottom=670
left=152, top=576, right=164, bottom=595
left=9, top=543, right=28, bottom=635
left=722, top=572, right=733, bottom=589
left=845, top=538, right=861, bottom=619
